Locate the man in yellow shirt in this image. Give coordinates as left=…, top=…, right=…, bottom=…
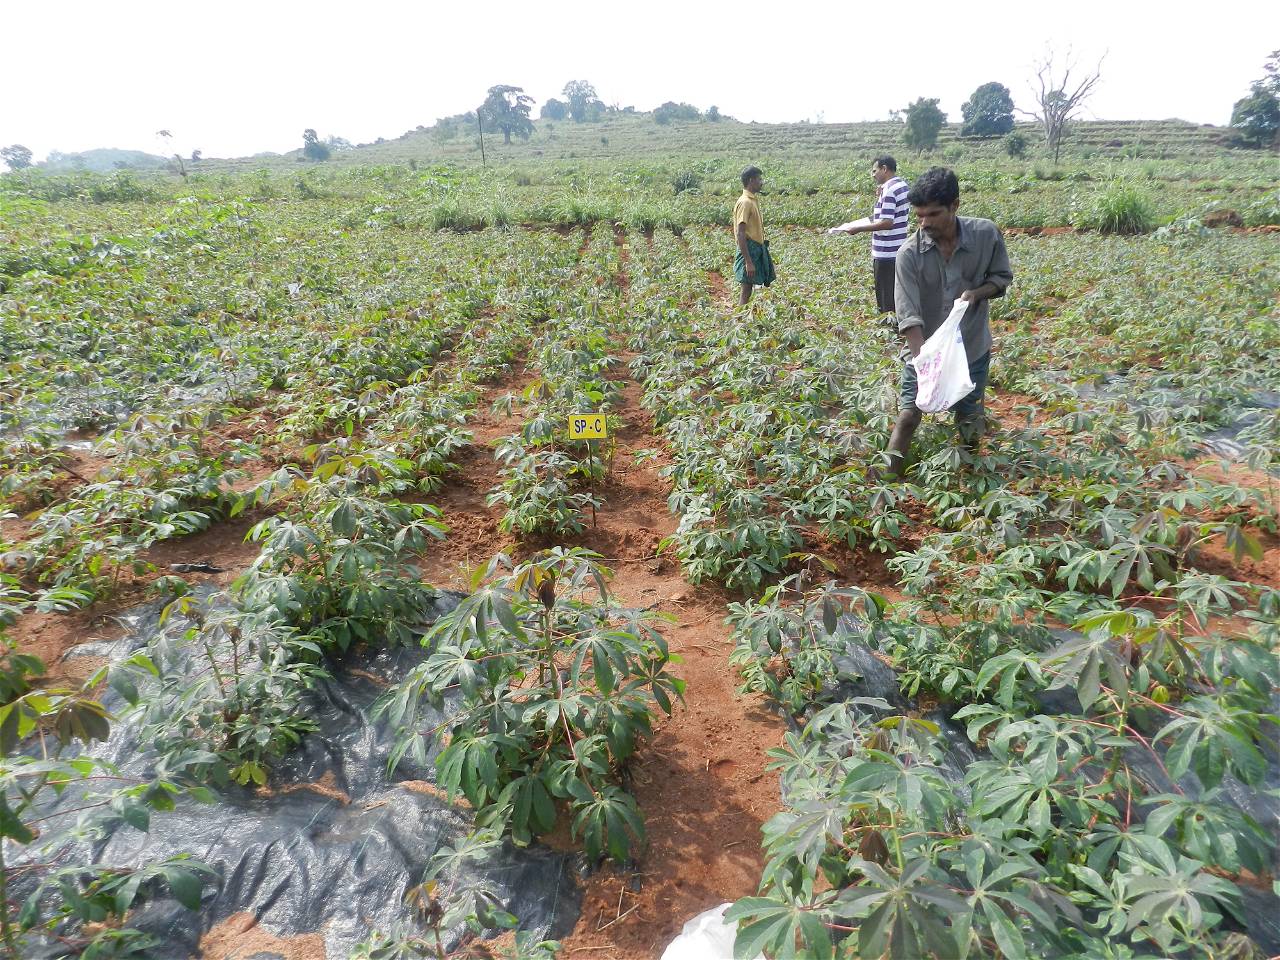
left=733, top=166, right=775, bottom=305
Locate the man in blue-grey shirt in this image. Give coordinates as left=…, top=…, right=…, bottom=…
left=882, top=167, right=1013, bottom=478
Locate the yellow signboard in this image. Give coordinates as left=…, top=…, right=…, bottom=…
left=568, top=414, right=608, bottom=440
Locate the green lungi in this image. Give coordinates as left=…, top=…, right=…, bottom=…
left=734, top=238, right=776, bottom=286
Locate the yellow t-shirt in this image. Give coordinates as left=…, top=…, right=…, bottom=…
left=733, top=190, right=764, bottom=244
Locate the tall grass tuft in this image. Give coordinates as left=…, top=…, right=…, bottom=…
left=1083, top=181, right=1156, bottom=234
left=425, top=195, right=484, bottom=231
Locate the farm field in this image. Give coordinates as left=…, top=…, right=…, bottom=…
left=2, top=124, right=1279, bottom=959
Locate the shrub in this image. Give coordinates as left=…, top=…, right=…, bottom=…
left=1081, top=180, right=1156, bottom=234
left=1004, top=131, right=1028, bottom=158
left=672, top=170, right=701, bottom=195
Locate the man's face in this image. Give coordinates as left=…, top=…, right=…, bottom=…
left=746, top=174, right=763, bottom=193
left=913, top=200, right=960, bottom=238
left=872, top=164, right=891, bottom=185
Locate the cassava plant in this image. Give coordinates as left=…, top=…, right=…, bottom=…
left=379, top=548, right=684, bottom=862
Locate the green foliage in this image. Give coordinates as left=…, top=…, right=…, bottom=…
left=0, top=579, right=213, bottom=955
left=1004, top=131, right=1028, bottom=158
left=653, top=101, right=701, bottom=126
left=961, top=82, right=1016, bottom=138
left=1079, top=180, right=1156, bottom=234
left=728, top=577, right=886, bottom=715
left=1229, top=84, right=1280, bottom=147
left=1, top=144, right=33, bottom=171
left=380, top=549, right=683, bottom=861
left=302, top=128, right=331, bottom=162
left=480, top=85, right=536, bottom=145
left=561, top=80, right=599, bottom=122
left=903, top=98, right=946, bottom=152
left=672, top=170, right=701, bottom=195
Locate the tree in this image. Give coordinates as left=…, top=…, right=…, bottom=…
left=960, top=82, right=1015, bottom=138
left=541, top=98, right=567, bottom=121
left=1230, top=52, right=1280, bottom=148
left=902, top=97, right=946, bottom=152
left=562, top=80, right=598, bottom=122
left=155, top=129, right=188, bottom=178
left=302, top=129, right=330, bottom=161
left=1230, top=85, right=1280, bottom=147
left=653, top=101, right=701, bottom=125
left=706, top=105, right=721, bottom=122
left=0, top=145, right=33, bottom=171
left=1025, top=48, right=1103, bottom=163
left=1261, top=49, right=1280, bottom=95
left=190, top=149, right=202, bottom=163
left=479, top=85, right=535, bottom=144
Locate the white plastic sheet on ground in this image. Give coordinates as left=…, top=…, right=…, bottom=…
left=660, top=902, right=764, bottom=960
left=911, top=297, right=974, bottom=413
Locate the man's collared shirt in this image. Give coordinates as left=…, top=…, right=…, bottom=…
left=733, top=190, right=765, bottom=244
left=872, top=176, right=910, bottom=260
left=894, top=216, right=1013, bottom=361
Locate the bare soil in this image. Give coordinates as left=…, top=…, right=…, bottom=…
left=199, top=912, right=327, bottom=960
left=417, top=357, right=786, bottom=958
left=8, top=513, right=264, bottom=686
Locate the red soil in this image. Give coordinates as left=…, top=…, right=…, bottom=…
left=417, top=362, right=785, bottom=958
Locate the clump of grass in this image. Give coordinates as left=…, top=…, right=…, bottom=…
left=1082, top=180, right=1156, bottom=234
left=549, top=190, right=613, bottom=226
left=623, top=200, right=678, bottom=233
left=425, top=195, right=484, bottom=231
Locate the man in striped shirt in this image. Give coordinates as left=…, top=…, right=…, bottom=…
left=843, top=156, right=910, bottom=317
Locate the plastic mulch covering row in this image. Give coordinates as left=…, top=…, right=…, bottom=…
left=808, top=629, right=1280, bottom=956
left=15, top=590, right=580, bottom=958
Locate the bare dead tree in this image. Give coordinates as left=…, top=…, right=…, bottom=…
left=1023, top=48, right=1104, bottom=163
left=156, top=129, right=188, bottom=178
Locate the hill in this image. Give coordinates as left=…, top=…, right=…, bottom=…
left=207, top=115, right=1241, bottom=173
left=39, top=148, right=168, bottom=174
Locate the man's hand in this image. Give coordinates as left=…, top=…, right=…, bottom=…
left=745, top=262, right=756, bottom=279
left=961, top=282, right=1000, bottom=303
left=904, top=326, right=925, bottom=358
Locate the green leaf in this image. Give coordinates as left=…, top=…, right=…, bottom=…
left=164, top=866, right=204, bottom=910
left=0, top=794, right=35, bottom=843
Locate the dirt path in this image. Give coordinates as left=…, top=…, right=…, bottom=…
left=417, top=364, right=782, bottom=958
left=707, top=270, right=733, bottom=313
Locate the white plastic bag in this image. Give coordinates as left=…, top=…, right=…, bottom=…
left=911, top=297, right=974, bottom=413
left=660, top=902, right=765, bottom=960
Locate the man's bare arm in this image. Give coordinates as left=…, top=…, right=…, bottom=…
left=903, top=325, right=925, bottom=357
left=961, top=282, right=1001, bottom=303
left=849, top=218, right=894, bottom=234
left=736, top=221, right=755, bottom=278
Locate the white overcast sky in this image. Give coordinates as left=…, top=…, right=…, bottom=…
left=4, top=0, right=1277, bottom=160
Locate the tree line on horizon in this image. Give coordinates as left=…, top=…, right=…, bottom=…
left=3, top=52, right=1276, bottom=173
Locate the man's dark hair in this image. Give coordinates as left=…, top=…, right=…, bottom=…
left=907, top=166, right=959, bottom=207
left=741, top=165, right=762, bottom=187
left=872, top=155, right=897, bottom=172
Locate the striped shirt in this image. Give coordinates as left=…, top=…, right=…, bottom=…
left=871, top=175, right=910, bottom=260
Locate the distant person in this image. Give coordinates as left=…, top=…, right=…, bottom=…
left=880, top=166, right=1013, bottom=478
left=733, top=166, right=774, bottom=305
left=840, top=156, right=910, bottom=321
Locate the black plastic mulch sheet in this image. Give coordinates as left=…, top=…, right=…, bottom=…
left=821, top=631, right=1280, bottom=955
left=17, top=590, right=580, bottom=959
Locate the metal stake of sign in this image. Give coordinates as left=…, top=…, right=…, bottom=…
left=568, top=415, right=609, bottom=528
left=587, top=439, right=597, bottom=527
